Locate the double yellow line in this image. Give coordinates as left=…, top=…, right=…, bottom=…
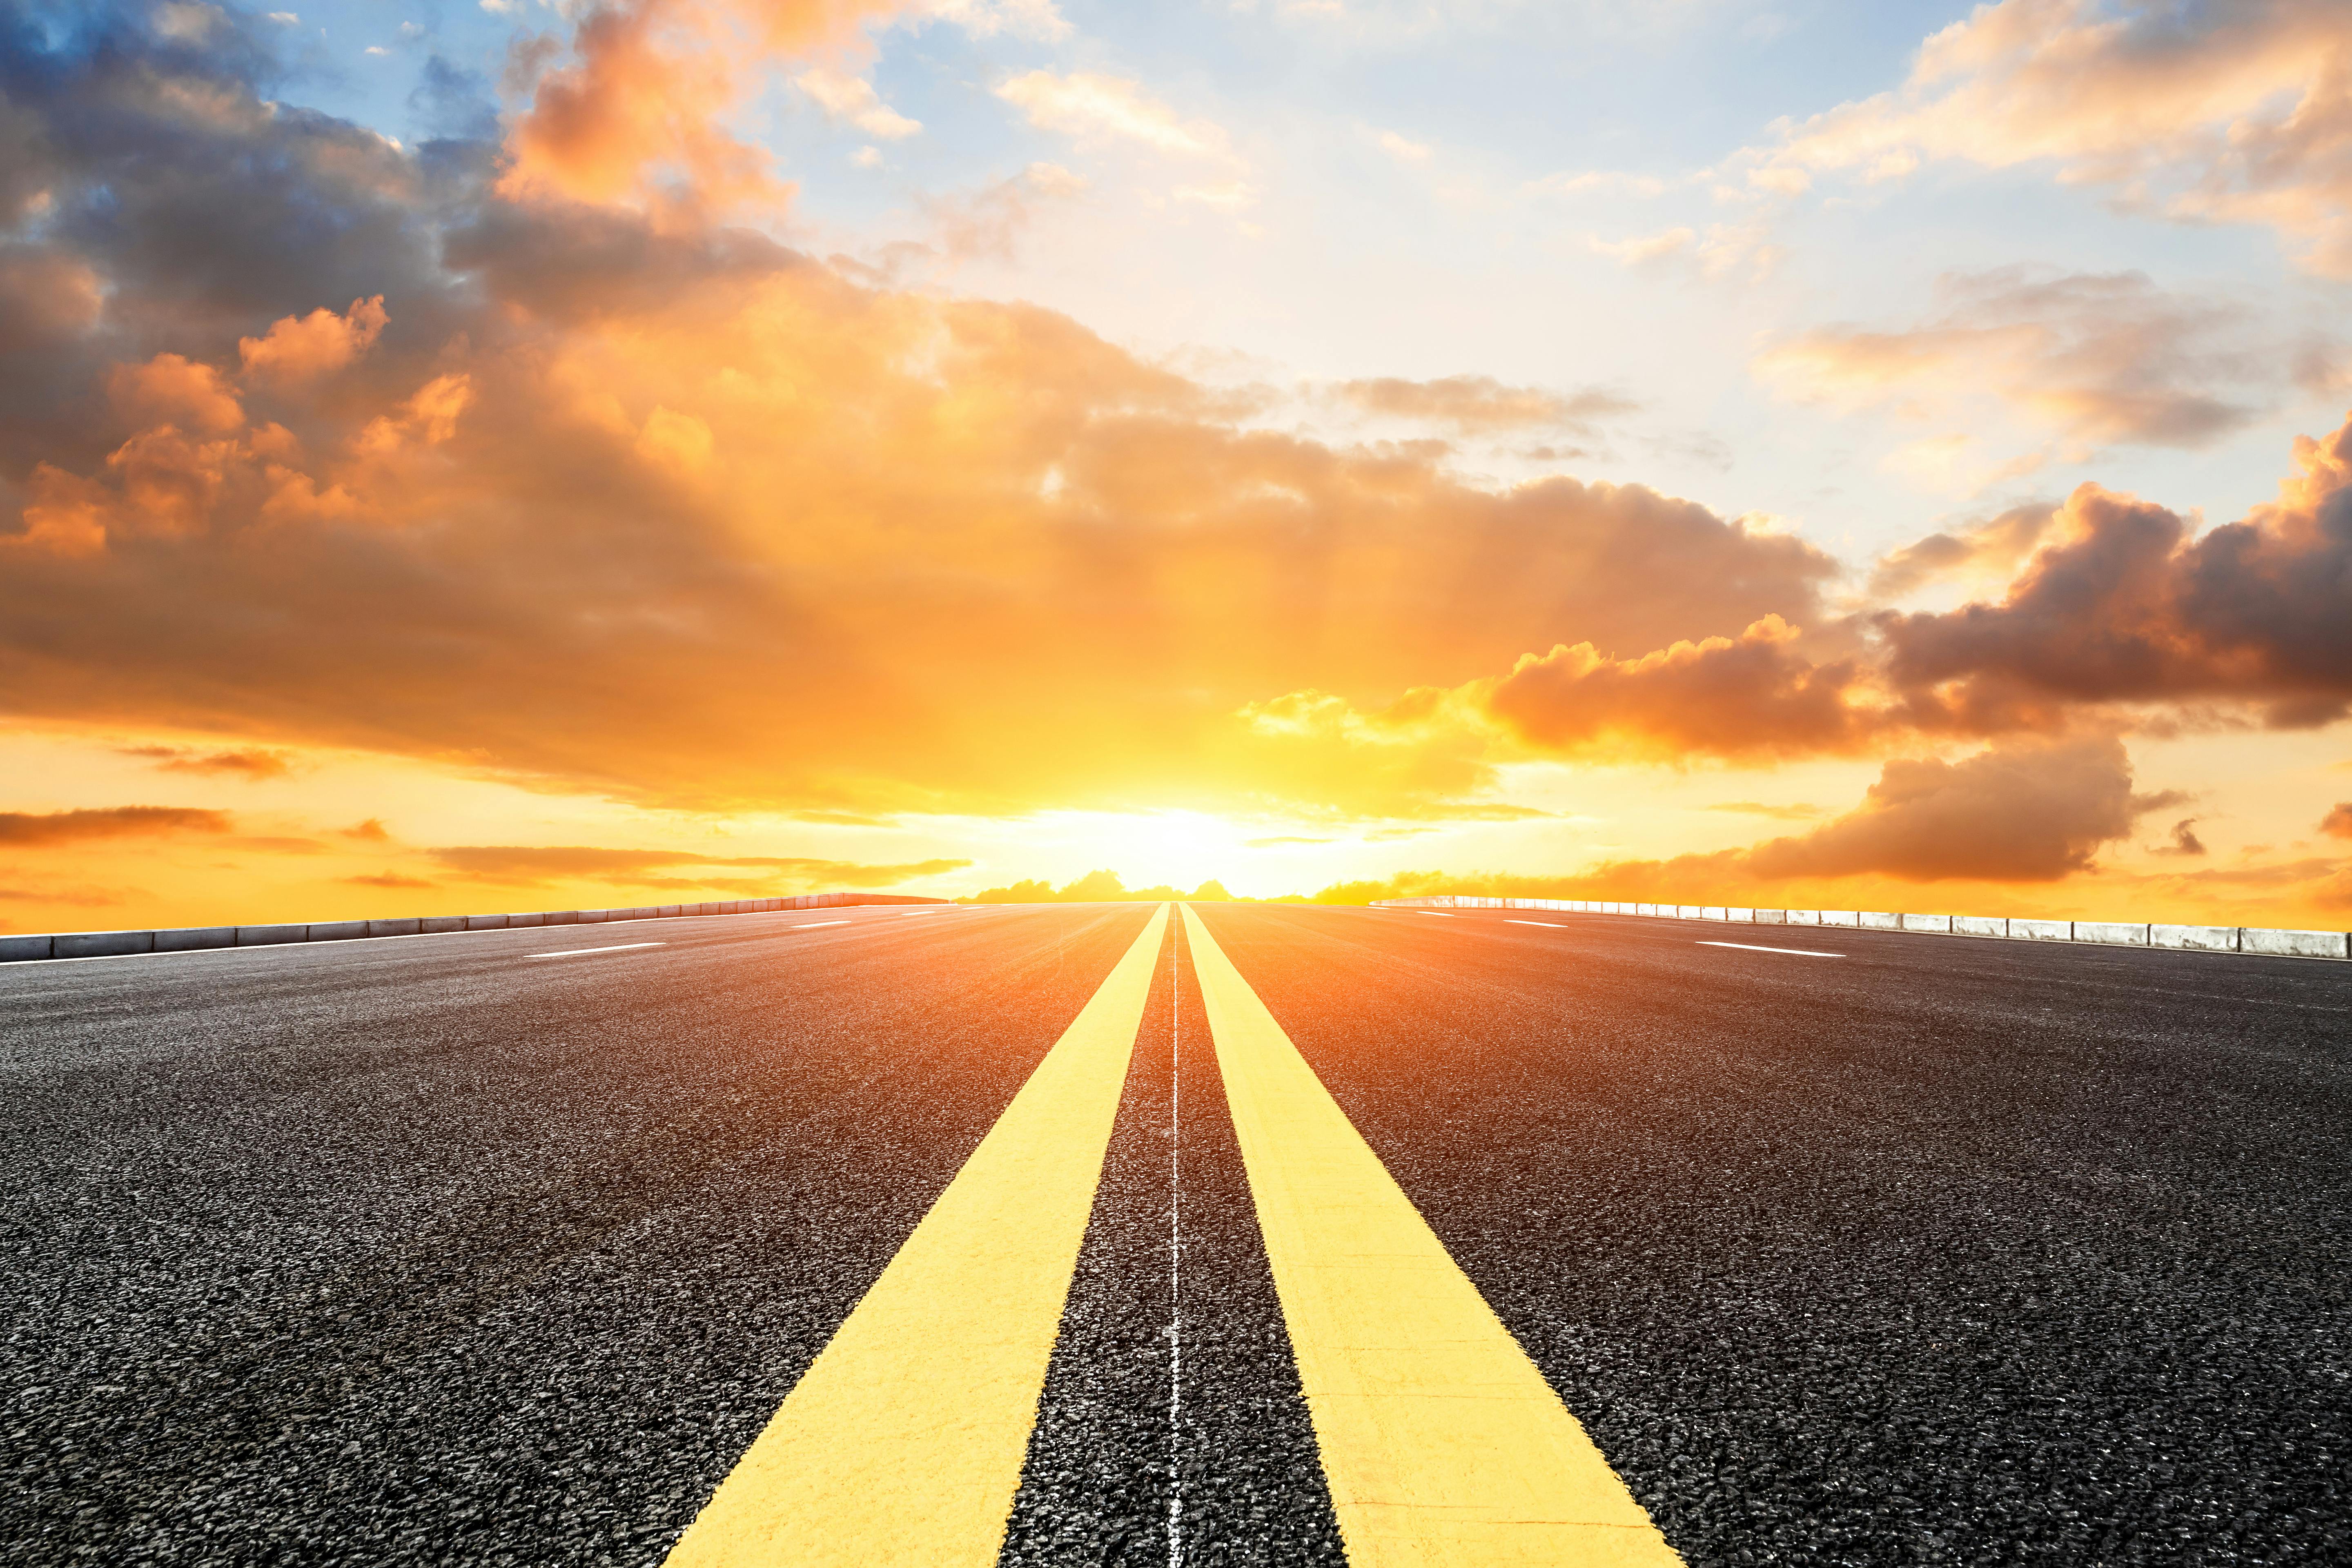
left=666, top=904, right=1681, bottom=1568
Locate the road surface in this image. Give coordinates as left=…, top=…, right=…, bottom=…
left=3, top=902, right=2346, bottom=1565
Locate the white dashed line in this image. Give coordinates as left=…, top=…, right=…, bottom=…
left=1413, top=911, right=1457, bottom=918
left=1696, top=941, right=1844, bottom=958
left=1504, top=919, right=1566, bottom=928
left=789, top=920, right=851, bottom=929
left=523, top=942, right=665, bottom=959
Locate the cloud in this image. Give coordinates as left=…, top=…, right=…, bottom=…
left=341, top=817, right=392, bottom=841
left=1753, top=0, right=2352, bottom=276
left=0, top=6, right=1840, bottom=826
left=1755, top=268, right=2279, bottom=455
left=426, top=846, right=971, bottom=888
left=1706, top=801, right=1825, bottom=821
left=2322, top=804, right=2352, bottom=840
left=0, top=805, right=232, bottom=845
left=995, top=71, right=1234, bottom=161
left=1590, top=223, right=1773, bottom=279
left=795, top=68, right=922, bottom=139
left=1878, top=416, right=2352, bottom=729
left=118, top=744, right=295, bottom=780
left=1374, top=128, right=1430, bottom=165
left=501, top=0, right=902, bottom=207
left=1737, top=735, right=2149, bottom=882
left=1476, top=615, right=1881, bottom=762
left=1869, top=502, right=2055, bottom=599
left=341, top=871, right=436, bottom=888
left=1332, top=376, right=1634, bottom=434
left=238, top=296, right=388, bottom=382
left=918, top=0, right=1070, bottom=40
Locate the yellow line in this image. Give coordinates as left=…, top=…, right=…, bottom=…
left=1180, top=905, right=1684, bottom=1567
left=666, top=903, right=1170, bottom=1568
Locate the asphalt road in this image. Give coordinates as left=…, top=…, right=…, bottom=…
left=4, top=902, right=2347, bottom=1565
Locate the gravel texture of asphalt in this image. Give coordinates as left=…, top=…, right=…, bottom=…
left=0, top=905, right=1146, bottom=1566
left=1194, top=903, right=2352, bottom=1568
left=5, top=900, right=2348, bottom=1567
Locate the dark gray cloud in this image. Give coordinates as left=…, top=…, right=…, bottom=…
left=1882, top=424, right=2352, bottom=730
left=1742, top=734, right=2149, bottom=882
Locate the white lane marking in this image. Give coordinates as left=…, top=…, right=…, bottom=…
left=1413, top=911, right=1457, bottom=918
left=789, top=920, right=851, bottom=929
left=1697, top=940, right=1844, bottom=958
left=524, top=942, right=666, bottom=958
left=1504, top=919, right=1567, bottom=928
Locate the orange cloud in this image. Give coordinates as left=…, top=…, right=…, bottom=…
left=501, top=0, right=902, bottom=208
left=1332, top=376, right=1635, bottom=435
left=239, top=296, right=388, bottom=382
left=0, top=806, right=232, bottom=846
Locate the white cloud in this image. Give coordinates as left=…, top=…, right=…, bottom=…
left=1534, top=169, right=1668, bottom=198
left=1589, top=221, right=1773, bottom=279
left=920, top=0, right=1071, bottom=40
left=363, top=45, right=390, bottom=56
left=1175, top=180, right=1256, bottom=212
left=1748, top=0, right=2352, bottom=276
left=1375, top=129, right=1431, bottom=165
left=1588, top=226, right=1693, bottom=267
left=996, top=71, right=1235, bottom=163
left=265, top=11, right=298, bottom=22
left=851, top=146, right=884, bottom=169
left=796, top=69, right=923, bottom=140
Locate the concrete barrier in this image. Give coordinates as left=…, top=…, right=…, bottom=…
left=156, top=926, right=237, bottom=952
left=2153, top=924, right=2236, bottom=953
left=1, top=891, right=953, bottom=964
left=1362, top=896, right=2349, bottom=965
left=56, top=929, right=154, bottom=959
left=2241, top=927, right=2349, bottom=959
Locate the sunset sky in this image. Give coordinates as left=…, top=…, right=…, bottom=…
left=5, top=0, right=2352, bottom=932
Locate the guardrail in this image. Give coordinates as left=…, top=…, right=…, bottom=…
left=0, top=892, right=951, bottom=964
left=1369, top=897, right=2350, bottom=961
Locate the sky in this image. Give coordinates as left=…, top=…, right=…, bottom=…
left=4, top=0, right=2352, bottom=931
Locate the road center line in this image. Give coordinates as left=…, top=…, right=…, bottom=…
left=1503, top=919, right=1566, bottom=928
left=522, top=942, right=665, bottom=958
left=787, top=920, right=850, bottom=929
left=1695, top=941, right=1845, bottom=958
left=665, top=903, right=1170, bottom=1568
left=1411, top=911, right=1456, bottom=918
left=1180, top=906, right=1684, bottom=1567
